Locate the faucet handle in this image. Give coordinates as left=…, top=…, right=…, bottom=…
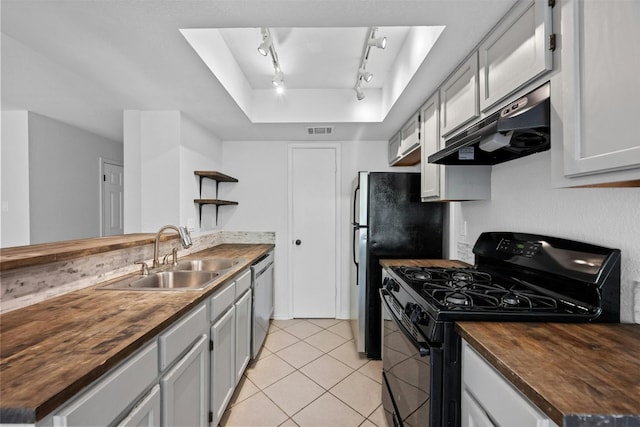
left=161, top=248, right=179, bottom=266
left=171, top=247, right=178, bottom=266
left=134, top=261, right=150, bottom=276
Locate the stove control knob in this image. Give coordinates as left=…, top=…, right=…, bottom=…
left=384, top=278, right=399, bottom=292
left=404, top=302, right=415, bottom=316
left=409, top=306, right=426, bottom=324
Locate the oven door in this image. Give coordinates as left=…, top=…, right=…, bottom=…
left=380, top=289, right=443, bottom=427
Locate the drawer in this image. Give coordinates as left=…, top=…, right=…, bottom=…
left=53, top=342, right=158, bottom=427
left=462, top=341, right=553, bottom=427
left=235, top=270, right=251, bottom=298
left=210, top=280, right=236, bottom=322
left=158, top=304, right=207, bottom=371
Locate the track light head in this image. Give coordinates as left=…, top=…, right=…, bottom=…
left=367, top=36, right=387, bottom=49
left=358, top=69, right=373, bottom=83
left=355, top=85, right=365, bottom=101
left=258, top=38, right=271, bottom=56
left=258, top=28, right=271, bottom=56
left=272, top=69, right=284, bottom=87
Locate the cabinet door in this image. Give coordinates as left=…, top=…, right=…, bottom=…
left=561, top=0, right=640, bottom=178
left=388, top=131, right=401, bottom=165
left=479, top=0, right=552, bottom=111
left=462, top=340, right=557, bottom=427
left=440, top=52, right=479, bottom=137
left=160, top=335, right=208, bottom=427
left=52, top=342, right=158, bottom=427
left=421, top=92, right=441, bottom=200
left=117, top=385, right=161, bottom=427
left=462, top=390, right=495, bottom=427
left=235, top=289, right=252, bottom=385
left=211, top=305, right=236, bottom=426
left=400, top=112, right=420, bottom=156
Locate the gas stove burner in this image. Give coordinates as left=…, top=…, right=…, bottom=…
left=445, top=292, right=471, bottom=306
left=451, top=271, right=474, bottom=282
left=500, top=293, right=521, bottom=307
left=410, top=271, right=432, bottom=281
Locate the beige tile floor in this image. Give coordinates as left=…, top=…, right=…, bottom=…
left=219, top=318, right=387, bottom=427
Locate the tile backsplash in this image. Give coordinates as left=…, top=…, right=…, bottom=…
left=0, top=231, right=274, bottom=314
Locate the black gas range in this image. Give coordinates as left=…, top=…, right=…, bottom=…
left=380, top=232, right=621, bottom=427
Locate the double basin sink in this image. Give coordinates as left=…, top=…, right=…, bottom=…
left=99, top=258, right=245, bottom=291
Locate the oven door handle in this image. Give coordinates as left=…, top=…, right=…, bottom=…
left=380, top=289, right=431, bottom=357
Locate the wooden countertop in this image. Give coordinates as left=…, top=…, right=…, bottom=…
left=380, top=259, right=471, bottom=269
left=0, top=233, right=170, bottom=271
left=457, top=322, right=640, bottom=426
left=0, top=243, right=273, bottom=423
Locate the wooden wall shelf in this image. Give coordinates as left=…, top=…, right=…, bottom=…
left=194, top=171, right=238, bottom=226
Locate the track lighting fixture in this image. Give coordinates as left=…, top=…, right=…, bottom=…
left=354, top=27, right=386, bottom=101
left=258, top=27, right=284, bottom=91
left=367, top=35, right=387, bottom=49
left=358, top=68, right=373, bottom=83
left=272, top=69, right=284, bottom=87
left=257, top=29, right=271, bottom=56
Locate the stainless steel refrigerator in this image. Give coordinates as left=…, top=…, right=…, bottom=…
left=350, top=172, right=444, bottom=359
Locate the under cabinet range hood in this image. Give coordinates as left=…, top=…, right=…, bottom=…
left=429, top=82, right=550, bottom=165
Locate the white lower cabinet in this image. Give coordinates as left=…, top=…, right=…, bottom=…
left=461, top=339, right=558, bottom=427
left=234, top=289, right=252, bottom=385
left=461, top=390, right=495, bottom=427
left=117, top=384, right=161, bottom=427
left=39, top=267, right=261, bottom=427
left=157, top=303, right=209, bottom=427
left=51, top=342, right=158, bottom=427
left=211, top=305, right=236, bottom=425
left=160, top=334, right=209, bottom=427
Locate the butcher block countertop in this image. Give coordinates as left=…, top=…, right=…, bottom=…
left=0, top=233, right=165, bottom=271
left=457, top=322, right=640, bottom=426
left=380, top=258, right=470, bottom=269
left=0, top=243, right=273, bottom=424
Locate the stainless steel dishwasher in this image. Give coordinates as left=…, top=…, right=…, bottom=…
left=251, top=251, right=274, bottom=358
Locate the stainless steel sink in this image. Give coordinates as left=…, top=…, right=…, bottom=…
left=99, top=271, right=218, bottom=291
left=173, top=258, right=244, bottom=272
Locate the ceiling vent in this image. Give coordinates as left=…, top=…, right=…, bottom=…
left=306, top=126, right=334, bottom=136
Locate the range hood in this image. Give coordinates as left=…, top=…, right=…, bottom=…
left=428, top=82, right=550, bottom=165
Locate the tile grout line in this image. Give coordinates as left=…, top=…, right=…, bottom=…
left=222, top=319, right=383, bottom=427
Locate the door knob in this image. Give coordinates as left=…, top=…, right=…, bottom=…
left=295, top=239, right=302, bottom=246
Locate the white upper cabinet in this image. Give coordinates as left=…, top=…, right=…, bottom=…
left=440, top=52, right=479, bottom=137
left=558, top=0, right=640, bottom=183
left=478, top=0, right=553, bottom=112
left=388, top=131, right=402, bottom=165
left=421, top=92, right=441, bottom=200
left=421, top=91, right=491, bottom=202
left=391, top=112, right=422, bottom=167
left=400, top=112, right=421, bottom=158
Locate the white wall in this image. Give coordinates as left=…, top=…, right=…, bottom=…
left=221, top=139, right=418, bottom=319
left=1, top=111, right=30, bottom=247
left=180, top=113, right=223, bottom=231
left=1, top=112, right=122, bottom=245
left=124, top=110, right=222, bottom=234
left=454, top=151, right=640, bottom=323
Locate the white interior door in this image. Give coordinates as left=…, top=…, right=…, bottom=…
left=102, top=161, right=124, bottom=236
left=290, top=146, right=337, bottom=318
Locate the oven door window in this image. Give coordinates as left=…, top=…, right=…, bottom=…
left=381, top=290, right=442, bottom=427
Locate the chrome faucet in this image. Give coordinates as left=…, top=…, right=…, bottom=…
left=153, top=225, right=192, bottom=268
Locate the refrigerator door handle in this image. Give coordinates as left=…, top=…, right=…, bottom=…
left=352, top=226, right=359, bottom=272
